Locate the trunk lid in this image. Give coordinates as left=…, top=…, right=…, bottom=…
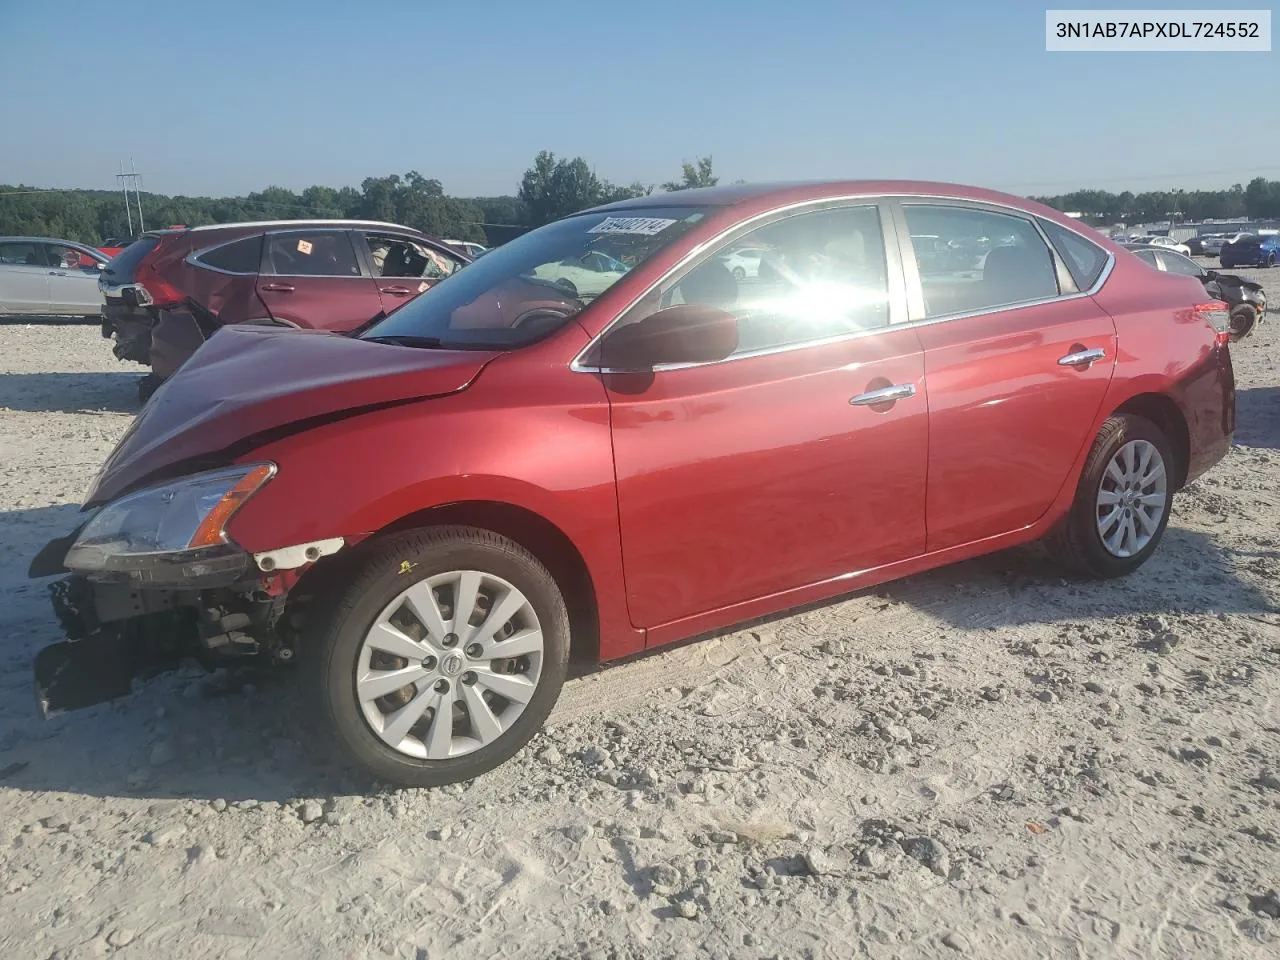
left=84, top=326, right=499, bottom=506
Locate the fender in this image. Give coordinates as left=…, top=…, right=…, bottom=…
left=226, top=355, right=643, bottom=660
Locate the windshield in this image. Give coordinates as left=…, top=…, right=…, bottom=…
left=360, top=206, right=712, bottom=349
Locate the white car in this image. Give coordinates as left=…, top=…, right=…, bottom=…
left=531, top=250, right=629, bottom=298
left=719, top=246, right=767, bottom=280
left=0, top=236, right=109, bottom=317
left=443, top=239, right=488, bottom=258
left=1144, top=235, right=1192, bottom=257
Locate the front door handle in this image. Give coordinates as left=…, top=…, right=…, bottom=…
left=1057, top=347, right=1106, bottom=367
left=379, top=285, right=413, bottom=296
left=850, top=383, right=916, bottom=406
left=260, top=282, right=295, bottom=293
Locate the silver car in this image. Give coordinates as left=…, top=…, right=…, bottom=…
left=0, top=236, right=109, bottom=317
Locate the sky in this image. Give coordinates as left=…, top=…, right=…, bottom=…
left=1, top=0, right=1277, bottom=199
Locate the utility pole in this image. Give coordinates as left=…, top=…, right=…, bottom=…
left=117, top=161, right=133, bottom=236
left=115, top=157, right=146, bottom=236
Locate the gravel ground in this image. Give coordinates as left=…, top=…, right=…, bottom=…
left=1, top=268, right=1278, bottom=959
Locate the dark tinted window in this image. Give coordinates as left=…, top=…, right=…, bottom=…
left=1133, top=249, right=1161, bottom=269
left=903, top=205, right=1058, bottom=317
left=1039, top=218, right=1109, bottom=289
left=0, top=242, right=45, bottom=265
left=263, top=231, right=360, bottom=277
left=102, top=235, right=160, bottom=278
left=1157, top=251, right=1203, bottom=277
left=195, top=235, right=262, bottom=274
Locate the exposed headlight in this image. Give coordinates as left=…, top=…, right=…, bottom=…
left=64, top=463, right=275, bottom=583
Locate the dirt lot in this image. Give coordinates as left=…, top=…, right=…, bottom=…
left=1, top=270, right=1277, bottom=960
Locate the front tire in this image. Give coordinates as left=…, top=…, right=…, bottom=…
left=1048, top=414, right=1175, bottom=579
left=310, top=526, right=570, bottom=787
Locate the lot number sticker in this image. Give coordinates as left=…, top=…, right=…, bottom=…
left=587, top=217, right=677, bottom=236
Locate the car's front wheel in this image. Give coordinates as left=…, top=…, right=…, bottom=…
left=1048, top=414, right=1175, bottom=579
left=311, top=526, right=570, bottom=787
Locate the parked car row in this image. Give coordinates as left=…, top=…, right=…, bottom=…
left=1122, top=242, right=1266, bottom=340
left=95, top=220, right=474, bottom=398
left=29, top=180, right=1237, bottom=788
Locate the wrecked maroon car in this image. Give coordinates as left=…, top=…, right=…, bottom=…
left=98, top=220, right=471, bottom=399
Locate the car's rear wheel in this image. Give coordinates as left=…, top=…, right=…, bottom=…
left=1229, top=304, right=1258, bottom=341
left=731, top=266, right=746, bottom=281
left=1048, top=414, right=1175, bottom=579
left=310, top=526, right=570, bottom=787
left=1267, top=253, right=1277, bottom=268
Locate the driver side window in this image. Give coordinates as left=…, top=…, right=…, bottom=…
left=624, top=204, right=891, bottom=356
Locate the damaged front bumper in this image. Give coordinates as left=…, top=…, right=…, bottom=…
left=29, top=529, right=345, bottom=715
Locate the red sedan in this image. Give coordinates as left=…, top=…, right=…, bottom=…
left=32, top=181, right=1235, bottom=787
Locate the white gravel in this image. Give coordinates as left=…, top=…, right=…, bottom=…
left=1, top=276, right=1278, bottom=959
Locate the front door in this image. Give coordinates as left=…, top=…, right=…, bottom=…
left=257, top=229, right=383, bottom=331
left=354, top=232, right=467, bottom=317
left=897, top=202, right=1118, bottom=551
left=45, top=243, right=104, bottom=314
left=600, top=202, right=929, bottom=629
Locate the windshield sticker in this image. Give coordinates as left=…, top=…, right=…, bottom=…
left=587, top=216, right=678, bottom=236
left=296, top=239, right=313, bottom=255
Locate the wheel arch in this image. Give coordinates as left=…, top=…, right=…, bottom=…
left=291, top=500, right=601, bottom=664
left=1113, top=392, right=1190, bottom=489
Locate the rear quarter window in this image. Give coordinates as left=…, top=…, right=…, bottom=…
left=103, top=235, right=161, bottom=277
left=1038, top=219, right=1109, bottom=290
left=194, top=235, right=263, bottom=274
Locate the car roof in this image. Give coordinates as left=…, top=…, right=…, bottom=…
left=583, top=179, right=1077, bottom=214
left=0, top=236, right=103, bottom=249
left=182, top=219, right=422, bottom=234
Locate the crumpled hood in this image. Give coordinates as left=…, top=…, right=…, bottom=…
left=85, top=325, right=499, bottom=506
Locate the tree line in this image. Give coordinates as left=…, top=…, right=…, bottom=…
left=4, top=153, right=1277, bottom=249
left=0, top=153, right=721, bottom=249
left=1030, top=178, right=1280, bottom=223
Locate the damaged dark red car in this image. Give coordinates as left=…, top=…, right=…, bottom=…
left=99, top=219, right=470, bottom=399
left=34, top=181, right=1235, bottom=788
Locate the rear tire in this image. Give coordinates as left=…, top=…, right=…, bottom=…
left=1048, top=414, right=1175, bottom=579
left=1229, top=304, right=1258, bottom=341
left=309, top=526, right=570, bottom=788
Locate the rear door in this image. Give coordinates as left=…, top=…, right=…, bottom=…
left=45, top=243, right=105, bottom=314
left=0, top=241, right=52, bottom=314
left=895, top=201, right=1118, bottom=552
left=184, top=233, right=270, bottom=323
left=257, top=228, right=382, bottom=330
left=354, top=231, right=466, bottom=316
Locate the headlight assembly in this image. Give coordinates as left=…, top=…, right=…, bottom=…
left=63, top=463, right=275, bottom=583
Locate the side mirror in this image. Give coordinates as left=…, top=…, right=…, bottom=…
left=599, top=304, right=738, bottom=370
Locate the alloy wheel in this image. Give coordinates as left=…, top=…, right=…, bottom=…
left=355, top=570, right=544, bottom=760
left=1095, top=439, right=1168, bottom=558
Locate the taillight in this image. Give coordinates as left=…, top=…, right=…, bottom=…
left=1193, top=301, right=1231, bottom=344
left=137, top=261, right=184, bottom=307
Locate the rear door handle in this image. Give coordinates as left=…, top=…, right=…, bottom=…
left=1057, top=347, right=1106, bottom=367
left=850, top=383, right=916, bottom=406
left=379, top=285, right=413, bottom=296
left=260, top=282, right=295, bottom=293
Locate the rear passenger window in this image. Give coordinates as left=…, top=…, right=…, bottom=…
left=1038, top=218, right=1109, bottom=289
left=263, top=231, right=361, bottom=277
left=195, top=235, right=262, bottom=274
left=903, top=205, right=1059, bottom=318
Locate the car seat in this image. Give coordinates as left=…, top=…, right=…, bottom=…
left=981, top=244, right=1057, bottom=306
